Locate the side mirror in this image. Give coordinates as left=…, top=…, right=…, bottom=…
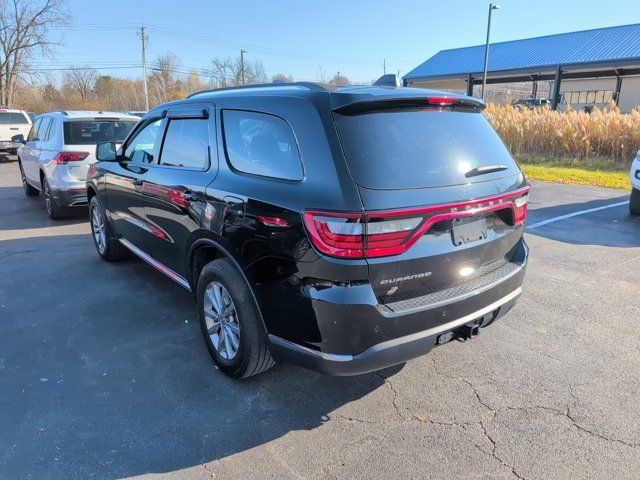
left=11, top=134, right=25, bottom=144
left=96, top=141, right=117, bottom=162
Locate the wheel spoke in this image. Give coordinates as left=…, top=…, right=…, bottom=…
left=217, top=326, right=227, bottom=358
left=223, top=327, right=235, bottom=356
left=226, top=321, right=239, bottom=337
left=207, top=321, right=221, bottom=336
left=213, top=284, right=224, bottom=313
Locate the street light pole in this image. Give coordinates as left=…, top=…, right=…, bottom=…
left=481, top=3, right=500, bottom=100
left=138, top=25, right=150, bottom=111
left=240, top=50, right=247, bottom=85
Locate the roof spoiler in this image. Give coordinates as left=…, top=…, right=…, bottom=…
left=372, top=74, right=402, bottom=87
left=333, top=95, right=485, bottom=115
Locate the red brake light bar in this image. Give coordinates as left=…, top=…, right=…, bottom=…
left=304, top=187, right=530, bottom=259
left=425, top=96, right=458, bottom=105
left=53, top=151, right=90, bottom=164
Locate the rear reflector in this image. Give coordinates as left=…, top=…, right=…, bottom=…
left=53, top=151, right=90, bottom=164
left=304, top=187, right=530, bottom=259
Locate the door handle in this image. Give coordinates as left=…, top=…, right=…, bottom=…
left=180, top=191, right=201, bottom=202
left=131, top=179, right=144, bottom=187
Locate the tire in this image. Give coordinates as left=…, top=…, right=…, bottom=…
left=630, top=188, right=640, bottom=216
left=89, top=196, right=127, bottom=261
left=41, top=177, right=67, bottom=220
left=18, top=160, right=38, bottom=196
left=197, top=258, right=275, bottom=378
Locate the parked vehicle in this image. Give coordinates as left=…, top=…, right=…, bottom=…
left=0, top=107, right=32, bottom=155
left=512, top=98, right=551, bottom=111
left=630, top=149, right=640, bottom=215
left=88, top=82, right=530, bottom=379
left=126, top=111, right=147, bottom=118
left=15, top=110, right=138, bottom=219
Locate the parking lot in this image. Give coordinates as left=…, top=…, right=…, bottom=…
left=1, top=155, right=639, bottom=479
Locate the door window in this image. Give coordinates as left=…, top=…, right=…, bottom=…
left=35, top=118, right=52, bottom=142
left=159, top=118, right=209, bottom=169
left=123, top=119, right=163, bottom=164
left=222, top=110, right=303, bottom=180
left=27, top=118, right=41, bottom=141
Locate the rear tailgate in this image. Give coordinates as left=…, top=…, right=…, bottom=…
left=63, top=118, right=137, bottom=180
left=332, top=99, right=528, bottom=304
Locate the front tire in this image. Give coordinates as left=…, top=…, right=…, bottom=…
left=42, top=177, right=66, bottom=220
left=630, top=188, right=640, bottom=216
left=197, top=259, right=275, bottom=378
left=18, top=160, right=38, bottom=196
left=89, top=196, right=127, bottom=261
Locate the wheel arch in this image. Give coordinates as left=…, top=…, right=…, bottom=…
left=188, top=236, right=269, bottom=332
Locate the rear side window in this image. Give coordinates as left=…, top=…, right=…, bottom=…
left=63, top=120, right=137, bottom=145
left=160, top=119, right=209, bottom=169
left=222, top=110, right=303, bottom=181
left=334, top=109, right=520, bottom=189
left=0, top=113, right=11, bottom=123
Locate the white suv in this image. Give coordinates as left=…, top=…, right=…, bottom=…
left=16, top=111, right=138, bottom=219
left=0, top=107, right=32, bottom=154
left=631, top=150, right=640, bottom=216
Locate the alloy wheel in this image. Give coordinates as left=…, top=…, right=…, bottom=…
left=91, top=206, right=107, bottom=254
left=203, top=281, right=241, bottom=360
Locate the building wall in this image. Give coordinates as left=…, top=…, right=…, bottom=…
left=619, top=76, right=640, bottom=113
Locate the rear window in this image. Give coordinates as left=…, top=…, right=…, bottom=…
left=0, top=112, right=29, bottom=124
left=334, top=109, right=520, bottom=189
left=63, top=120, right=137, bottom=145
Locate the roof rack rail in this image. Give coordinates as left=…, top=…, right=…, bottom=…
left=187, top=82, right=327, bottom=98
left=43, top=110, right=68, bottom=115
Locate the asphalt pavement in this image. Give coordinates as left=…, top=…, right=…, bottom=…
left=1, top=155, right=639, bottom=480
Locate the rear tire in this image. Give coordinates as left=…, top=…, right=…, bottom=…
left=18, top=160, right=38, bottom=196
left=197, top=258, right=275, bottom=379
left=630, top=188, right=640, bottom=216
left=89, top=196, right=127, bottom=261
left=42, top=177, right=67, bottom=220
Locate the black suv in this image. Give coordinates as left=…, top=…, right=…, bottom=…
left=88, top=83, right=529, bottom=378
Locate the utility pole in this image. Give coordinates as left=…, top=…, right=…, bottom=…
left=481, top=3, right=500, bottom=100
left=240, top=50, right=247, bottom=85
left=382, top=59, right=386, bottom=75
left=138, top=26, right=150, bottom=111
left=337, top=71, right=341, bottom=85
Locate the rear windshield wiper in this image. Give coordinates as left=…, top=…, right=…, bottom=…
left=464, top=165, right=509, bottom=178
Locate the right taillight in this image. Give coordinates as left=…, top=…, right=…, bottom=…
left=53, top=151, right=90, bottom=164
left=303, top=187, right=530, bottom=259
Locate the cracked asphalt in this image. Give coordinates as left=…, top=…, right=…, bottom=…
left=1, top=156, right=639, bottom=479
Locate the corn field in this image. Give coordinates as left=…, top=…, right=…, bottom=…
left=484, top=104, right=640, bottom=163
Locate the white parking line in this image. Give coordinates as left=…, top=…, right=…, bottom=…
left=526, top=200, right=630, bottom=230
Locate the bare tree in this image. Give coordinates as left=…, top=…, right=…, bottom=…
left=207, top=55, right=267, bottom=88
left=0, top=0, right=68, bottom=105
left=62, top=67, right=97, bottom=100
left=271, top=73, right=294, bottom=83
left=149, top=52, right=182, bottom=102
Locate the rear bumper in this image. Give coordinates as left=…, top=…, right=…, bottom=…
left=50, top=187, right=88, bottom=207
left=0, top=140, right=21, bottom=152
left=269, top=287, right=521, bottom=375
left=268, top=240, right=528, bottom=375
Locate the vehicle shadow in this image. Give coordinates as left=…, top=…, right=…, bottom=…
left=0, top=234, right=403, bottom=479
left=0, top=185, right=89, bottom=232
left=526, top=194, right=640, bottom=248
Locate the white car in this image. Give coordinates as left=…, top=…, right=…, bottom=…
left=16, top=110, right=139, bottom=219
left=631, top=150, right=640, bottom=216
left=0, top=107, right=32, bottom=154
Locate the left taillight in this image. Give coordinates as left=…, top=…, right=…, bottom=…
left=303, top=187, right=530, bottom=259
left=53, top=151, right=89, bottom=164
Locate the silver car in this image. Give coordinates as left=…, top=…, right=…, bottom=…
left=16, top=110, right=138, bottom=219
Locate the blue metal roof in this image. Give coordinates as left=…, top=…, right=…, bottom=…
left=404, top=23, right=640, bottom=81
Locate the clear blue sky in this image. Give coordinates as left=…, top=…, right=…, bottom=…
left=41, top=0, right=640, bottom=83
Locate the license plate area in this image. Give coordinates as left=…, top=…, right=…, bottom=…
left=451, top=216, right=487, bottom=246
